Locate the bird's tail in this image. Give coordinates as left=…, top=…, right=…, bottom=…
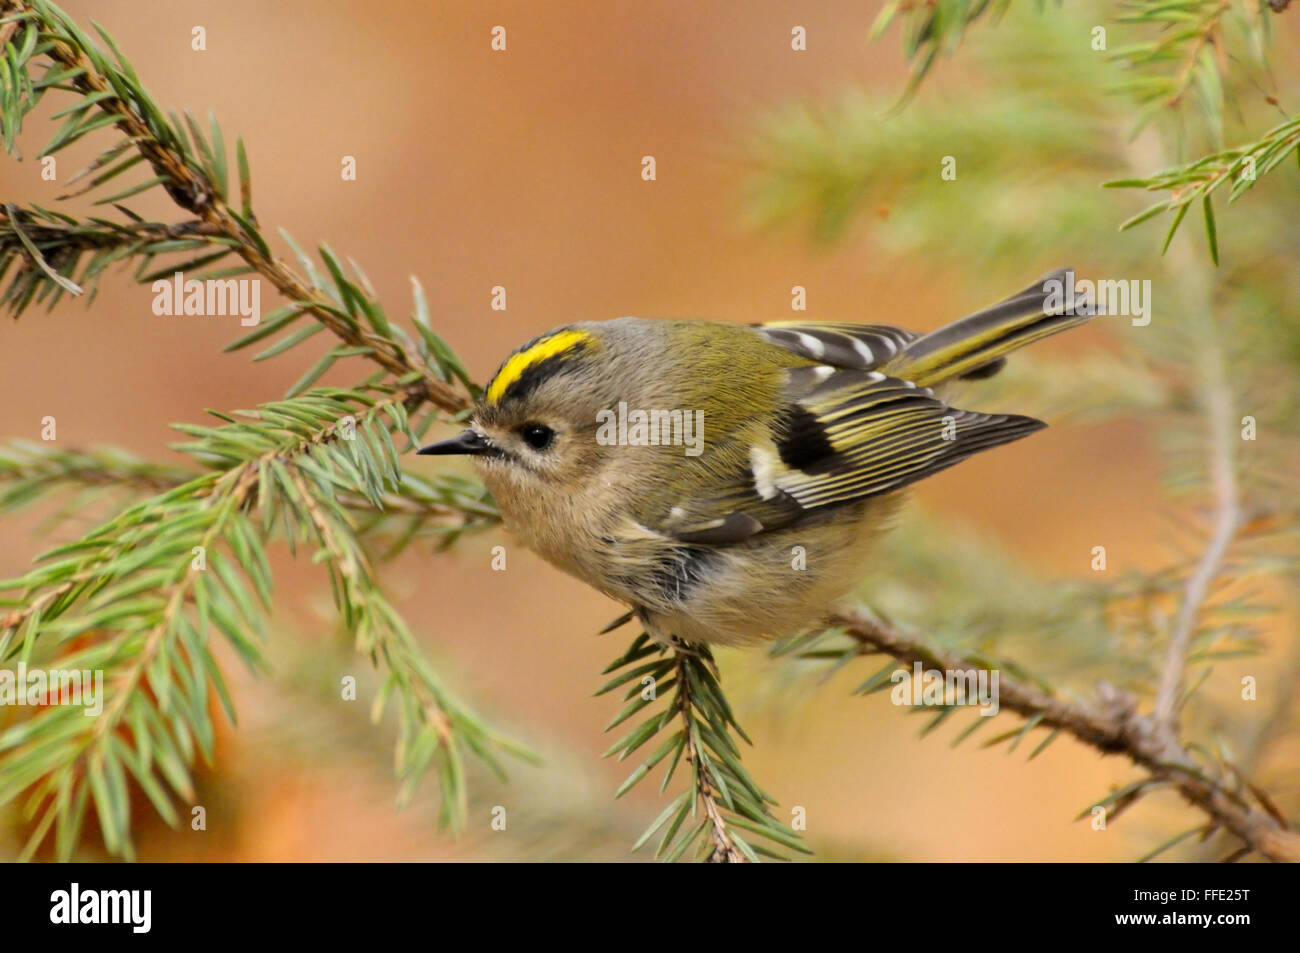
left=884, top=268, right=1097, bottom=388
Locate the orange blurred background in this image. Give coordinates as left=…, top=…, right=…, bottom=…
left=0, top=0, right=1265, bottom=861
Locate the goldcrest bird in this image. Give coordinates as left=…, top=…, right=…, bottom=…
left=419, top=269, right=1095, bottom=647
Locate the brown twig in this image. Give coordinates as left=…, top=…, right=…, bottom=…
left=833, top=608, right=1300, bottom=862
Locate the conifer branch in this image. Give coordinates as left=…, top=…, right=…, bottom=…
left=0, top=388, right=523, bottom=858
left=1110, top=0, right=1236, bottom=114
left=598, top=633, right=810, bottom=863
left=0, top=442, right=192, bottom=502
left=870, top=1, right=1297, bottom=261
left=869, top=0, right=1014, bottom=106
left=0, top=204, right=225, bottom=313
left=674, top=650, right=744, bottom=863
left=0, top=0, right=470, bottom=411
left=0, top=0, right=518, bottom=858
left=1104, top=117, right=1300, bottom=262
left=0, top=440, right=500, bottom=549
left=831, top=608, right=1299, bottom=862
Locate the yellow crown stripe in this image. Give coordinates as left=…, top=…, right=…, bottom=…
left=486, top=329, right=593, bottom=404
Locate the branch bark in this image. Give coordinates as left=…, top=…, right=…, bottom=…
left=834, top=608, right=1300, bottom=863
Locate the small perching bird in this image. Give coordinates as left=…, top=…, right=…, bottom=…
left=419, top=269, right=1096, bottom=646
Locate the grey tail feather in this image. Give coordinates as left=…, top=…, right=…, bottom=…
left=886, top=267, right=1097, bottom=387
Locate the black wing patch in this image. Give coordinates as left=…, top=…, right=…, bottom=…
left=775, top=405, right=835, bottom=470
left=769, top=371, right=1045, bottom=507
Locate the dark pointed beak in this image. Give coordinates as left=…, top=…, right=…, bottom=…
left=417, top=428, right=495, bottom=457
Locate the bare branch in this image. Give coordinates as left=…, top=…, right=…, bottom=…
left=834, top=608, right=1300, bottom=863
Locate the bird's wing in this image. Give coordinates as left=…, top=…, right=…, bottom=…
left=657, top=366, right=1044, bottom=544
left=754, top=322, right=919, bottom=370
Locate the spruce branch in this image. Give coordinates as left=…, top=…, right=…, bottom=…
left=0, top=0, right=524, bottom=858
left=0, top=441, right=193, bottom=507
left=597, top=632, right=810, bottom=863
left=0, top=388, right=523, bottom=858
left=0, top=0, right=470, bottom=411
left=0, top=439, right=500, bottom=550
left=0, top=203, right=226, bottom=313
left=1110, top=0, right=1236, bottom=116
left=1105, top=117, right=1300, bottom=263
left=832, top=608, right=1300, bottom=863
left=869, top=0, right=1015, bottom=107
left=277, top=463, right=528, bottom=826
left=867, top=1, right=1295, bottom=262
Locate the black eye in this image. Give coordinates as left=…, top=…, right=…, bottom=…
left=520, top=423, right=555, bottom=450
